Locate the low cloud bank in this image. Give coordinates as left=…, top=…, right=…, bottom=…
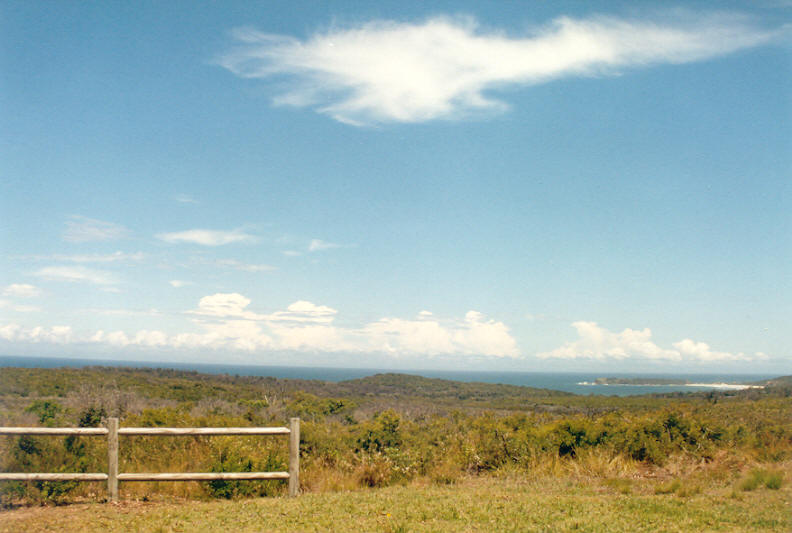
left=539, top=321, right=765, bottom=362
left=1, top=293, right=519, bottom=359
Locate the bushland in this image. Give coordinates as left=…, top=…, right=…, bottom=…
left=1, top=367, right=790, bottom=505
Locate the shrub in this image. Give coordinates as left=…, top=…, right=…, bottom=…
left=654, top=479, right=681, bottom=495
left=357, top=410, right=402, bottom=453
left=25, top=401, right=62, bottom=425
left=355, top=454, right=393, bottom=487
left=764, top=471, right=784, bottom=490
left=740, top=469, right=785, bottom=491
left=603, top=478, right=632, bottom=495
left=205, top=445, right=286, bottom=499
left=676, top=483, right=702, bottom=498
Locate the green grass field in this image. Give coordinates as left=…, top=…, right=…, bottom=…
left=2, top=474, right=791, bottom=532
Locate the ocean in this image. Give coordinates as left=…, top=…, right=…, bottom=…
left=0, top=355, right=776, bottom=396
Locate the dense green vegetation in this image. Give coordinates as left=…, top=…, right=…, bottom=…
left=1, top=366, right=790, bottom=508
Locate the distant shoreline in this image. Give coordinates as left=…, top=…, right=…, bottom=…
left=0, top=355, right=780, bottom=396
left=578, top=378, right=764, bottom=390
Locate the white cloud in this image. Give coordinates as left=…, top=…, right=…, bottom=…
left=361, top=317, right=455, bottom=355
left=358, top=310, right=519, bottom=358
left=64, top=216, right=129, bottom=243
left=308, top=239, right=341, bottom=252
left=156, top=229, right=256, bottom=246
left=169, top=280, right=192, bottom=288
left=264, top=300, right=338, bottom=324
left=0, top=301, right=40, bottom=313
left=49, top=251, right=144, bottom=263
left=219, top=13, right=783, bottom=125
left=191, top=293, right=264, bottom=320
left=91, top=330, right=131, bottom=347
left=172, top=320, right=273, bottom=351
left=455, top=311, right=520, bottom=358
left=3, top=284, right=42, bottom=298
left=539, top=321, right=680, bottom=361
left=1, top=304, right=767, bottom=365
left=0, top=323, right=21, bottom=341
left=34, top=266, right=116, bottom=285
left=540, top=322, right=765, bottom=362
left=1, top=324, right=73, bottom=344
left=267, top=323, right=345, bottom=351
left=3, top=294, right=518, bottom=358
left=175, top=194, right=199, bottom=204
left=282, top=250, right=302, bottom=257
left=83, top=308, right=161, bottom=317
left=672, top=339, right=756, bottom=362
left=135, top=330, right=169, bottom=347
left=216, top=259, right=276, bottom=272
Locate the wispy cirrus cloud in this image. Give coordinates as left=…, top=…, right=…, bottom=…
left=156, top=229, right=256, bottom=246
left=308, top=239, right=341, bottom=252
left=3, top=284, right=42, bottom=298
left=218, top=12, right=785, bottom=125
left=64, top=216, right=129, bottom=243
left=0, top=300, right=40, bottom=313
left=175, top=194, right=199, bottom=204
left=216, top=259, right=276, bottom=272
left=34, top=266, right=117, bottom=285
left=45, top=251, right=143, bottom=263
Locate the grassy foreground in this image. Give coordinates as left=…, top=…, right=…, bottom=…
left=2, top=474, right=790, bottom=533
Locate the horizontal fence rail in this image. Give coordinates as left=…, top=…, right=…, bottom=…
left=0, top=473, right=109, bottom=481
left=0, top=417, right=300, bottom=501
left=0, top=427, right=109, bottom=435
left=117, top=472, right=290, bottom=481
left=118, top=427, right=290, bottom=435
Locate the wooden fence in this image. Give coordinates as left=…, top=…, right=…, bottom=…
left=0, top=417, right=300, bottom=500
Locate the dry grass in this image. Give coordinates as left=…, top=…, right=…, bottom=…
left=2, top=473, right=791, bottom=533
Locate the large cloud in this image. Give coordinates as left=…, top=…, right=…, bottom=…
left=539, top=321, right=764, bottom=362
left=1, top=293, right=520, bottom=359
left=219, top=13, right=783, bottom=125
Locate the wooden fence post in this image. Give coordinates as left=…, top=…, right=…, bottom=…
left=289, top=417, right=300, bottom=497
left=107, top=417, right=119, bottom=502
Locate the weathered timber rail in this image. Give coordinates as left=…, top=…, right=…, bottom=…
left=0, top=417, right=300, bottom=500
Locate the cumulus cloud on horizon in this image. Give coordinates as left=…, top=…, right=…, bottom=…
left=0, top=293, right=520, bottom=359
left=218, top=12, right=785, bottom=125
left=539, top=321, right=763, bottom=362
left=0, top=293, right=769, bottom=364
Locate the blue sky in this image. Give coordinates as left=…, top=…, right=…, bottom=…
left=1, top=1, right=790, bottom=373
